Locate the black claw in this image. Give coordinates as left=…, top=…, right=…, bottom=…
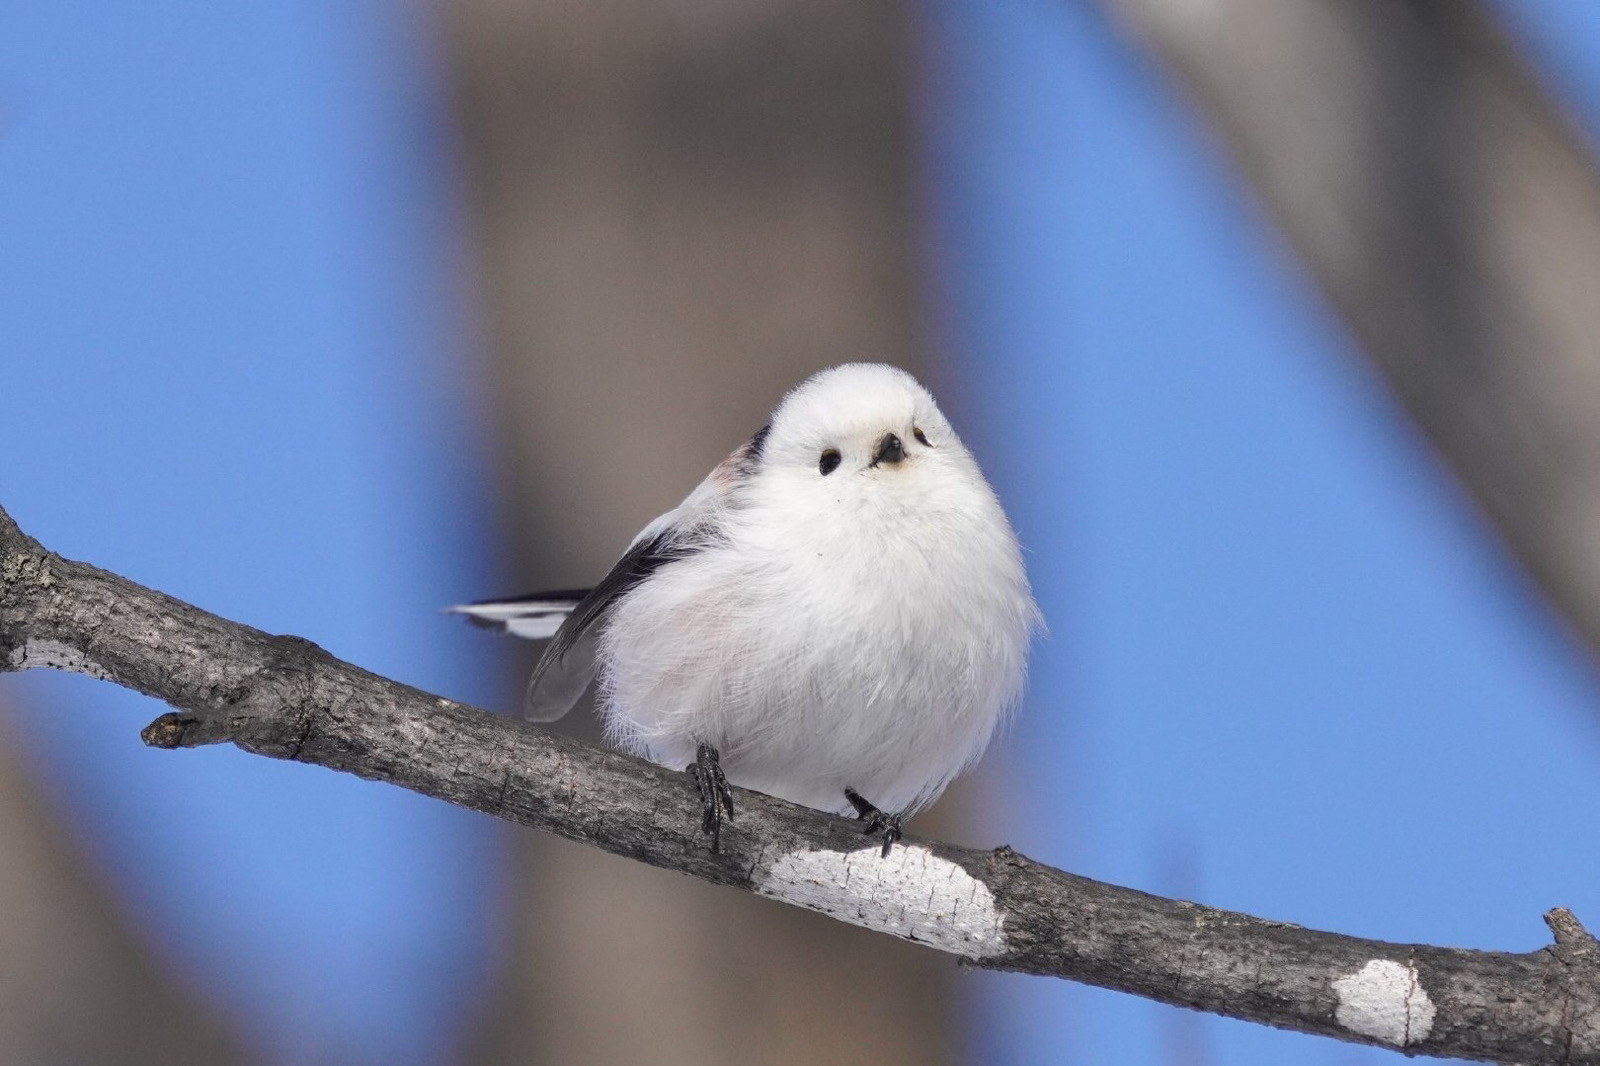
left=844, top=788, right=903, bottom=858
left=688, top=743, right=735, bottom=853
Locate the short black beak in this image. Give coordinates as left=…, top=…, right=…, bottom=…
left=871, top=433, right=905, bottom=467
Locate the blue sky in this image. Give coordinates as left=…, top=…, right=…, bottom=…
left=4, top=3, right=1599, bottom=1064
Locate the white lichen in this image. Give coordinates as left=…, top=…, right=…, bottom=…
left=7, top=638, right=111, bottom=681
left=1332, top=958, right=1436, bottom=1047
left=754, top=843, right=1005, bottom=958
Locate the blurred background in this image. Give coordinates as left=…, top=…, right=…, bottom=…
left=5, top=1, right=1600, bottom=1063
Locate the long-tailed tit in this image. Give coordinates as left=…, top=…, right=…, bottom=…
left=451, top=364, right=1039, bottom=855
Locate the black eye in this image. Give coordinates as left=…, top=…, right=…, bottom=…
left=913, top=426, right=931, bottom=447
left=819, top=448, right=841, bottom=475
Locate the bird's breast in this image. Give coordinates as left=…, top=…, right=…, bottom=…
left=599, top=485, right=1033, bottom=814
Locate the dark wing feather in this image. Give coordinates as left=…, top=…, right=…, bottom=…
left=518, top=423, right=754, bottom=720
left=481, top=588, right=594, bottom=605
left=523, top=528, right=690, bottom=721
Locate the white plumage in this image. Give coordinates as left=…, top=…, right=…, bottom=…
left=454, top=364, right=1038, bottom=837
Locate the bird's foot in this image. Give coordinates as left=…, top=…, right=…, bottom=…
left=844, top=788, right=903, bottom=858
left=688, top=743, right=735, bottom=853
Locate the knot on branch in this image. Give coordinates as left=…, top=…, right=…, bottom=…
left=1541, top=909, right=1600, bottom=1061
left=0, top=511, right=45, bottom=588
left=141, top=713, right=199, bottom=749
left=137, top=634, right=337, bottom=757
left=140, top=712, right=240, bottom=751
left=1545, top=907, right=1600, bottom=961
left=0, top=506, right=47, bottom=672
left=0, top=504, right=28, bottom=555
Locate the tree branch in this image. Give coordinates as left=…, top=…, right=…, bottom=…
left=1, top=501, right=1593, bottom=1063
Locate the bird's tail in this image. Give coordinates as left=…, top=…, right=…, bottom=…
left=444, top=590, right=590, bottom=641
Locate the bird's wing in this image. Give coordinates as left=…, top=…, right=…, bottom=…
left=448, top=424, right=766, bottom=722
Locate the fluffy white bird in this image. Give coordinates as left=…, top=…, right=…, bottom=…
left=451, top=364, right=1038, bottom=854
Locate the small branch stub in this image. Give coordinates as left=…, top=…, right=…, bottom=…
left=141, top=713, right=194, bottom=750
left=1545, top=907, right=1600, bottom=956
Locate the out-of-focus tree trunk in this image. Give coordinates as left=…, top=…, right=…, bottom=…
left=1100, top=0, right=1600, bottom=669
left=441, top=2, right=956, bottom=1063
left=0, top=706, right=243, bottom=1065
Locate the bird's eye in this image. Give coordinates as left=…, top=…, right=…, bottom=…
left=819, top=448, right=841, bottom=476
left=913, top=426, right=931, bottom=447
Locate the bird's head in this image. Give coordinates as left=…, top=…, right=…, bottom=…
left=751, top=364, right=990, bottom=520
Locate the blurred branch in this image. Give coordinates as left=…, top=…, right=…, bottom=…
left=1097, top=0, right=1600, bottom=665
left=2, top=501, right=1595, bottom=1065
left=440, top=0, right=945, bottom=1057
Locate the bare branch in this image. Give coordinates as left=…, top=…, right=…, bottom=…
left=0, top=501, right=1594, bottom=1063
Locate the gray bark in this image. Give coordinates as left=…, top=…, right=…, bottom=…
left=3, top=502, right=1597, bottom=1064
left=1099, top=0, right=1600, bottom=667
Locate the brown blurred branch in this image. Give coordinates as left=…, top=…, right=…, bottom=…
left=2, top=504, right=1597, bottom=1062
left=1098, top=0, right=1600, bottom=665
left=439, top=1, right=943, bottom=1059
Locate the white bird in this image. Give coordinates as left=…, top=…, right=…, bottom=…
left=451, top=364, right=1039, bottom=854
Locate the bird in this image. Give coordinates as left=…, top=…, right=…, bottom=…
left=450, top=364, right=1039, bottom=856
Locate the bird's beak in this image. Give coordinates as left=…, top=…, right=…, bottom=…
left=871, top=433, right=906, bottom=467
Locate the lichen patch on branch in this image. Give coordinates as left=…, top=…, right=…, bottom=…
left=7, top=638, right=110, bottom=680
left=1332, top=958, right=1436, bottom=1047
left=754, top=843, right=1006, bottom=958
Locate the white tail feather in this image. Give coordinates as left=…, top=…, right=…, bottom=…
left=445, top=599, right=581, bottom=641
left=503, top=613, right=566, bottom=640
